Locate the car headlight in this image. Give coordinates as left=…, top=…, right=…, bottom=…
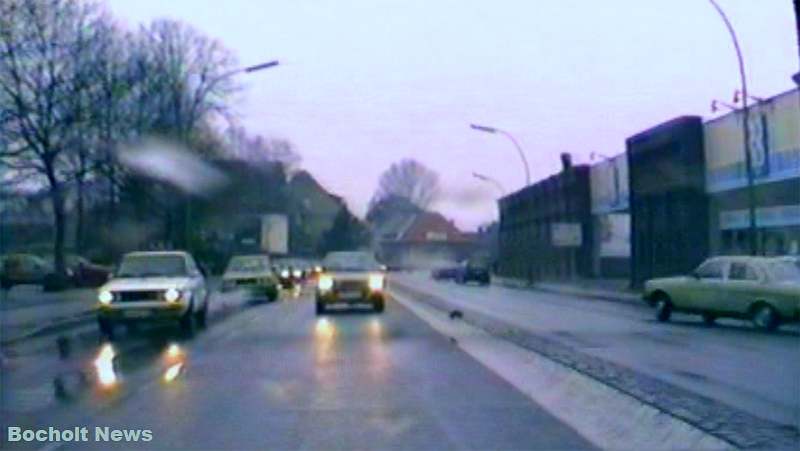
left=98, top=290, right=114, bottom=305
left=280, top=269, right=289, bottom=278
left=368, top=274, right=384, bottom=291
left=318, top=275, right=333, bottom=292
left=314, top=265, right=322, bottom=273
left=164, top=288, right=181, bottom=303
left=293, top=269, right=302, bottom=278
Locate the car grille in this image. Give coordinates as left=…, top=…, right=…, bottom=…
left=118, top=290, right=163, bottom=302
left=236, top=278, right=258, bottom=286
left=336, top=280, right=365, bottom=292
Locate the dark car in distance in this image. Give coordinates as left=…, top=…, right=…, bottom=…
left=455, top=260, right=491, bottom=286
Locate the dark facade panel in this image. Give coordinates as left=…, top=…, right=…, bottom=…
left=627, top=116, right=709, bottom=286
left=497, top=165, right=593, bottom=281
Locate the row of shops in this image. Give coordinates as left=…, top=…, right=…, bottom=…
left=497, top=88, right=800, bottom=287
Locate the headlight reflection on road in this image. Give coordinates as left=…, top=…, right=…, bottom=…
left=93, top=343, right=118, bottom=388
left=162, top=343, right=187, bottom=383
left=163, top=363, right=185, bottom=383
left=368, top=318, right=383, bottom=338
left=315, top=318, right=335, bottom=340
left=313, top=318, right=337, bottom=367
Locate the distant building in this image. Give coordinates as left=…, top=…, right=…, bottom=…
left=497, top=154, right=593, bottom=281
left=375, top=211, right=478, bottom=269
left=287, top=170, right=346, bottom=256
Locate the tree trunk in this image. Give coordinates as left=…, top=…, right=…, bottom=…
left=75, top=176, right=85, bottom=254
left=47, top=178, right=66, bottom=275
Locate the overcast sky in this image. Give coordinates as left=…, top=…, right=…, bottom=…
left=108, top=0, right=798, bottom=230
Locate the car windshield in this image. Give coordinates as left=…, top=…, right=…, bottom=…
left=116, top=255, right=187, bottom=278
left=323, top=252, right=380, bottom=272
left=767, top=262, right=800, bottom=283
left=227, top=256, right=269, bottom=272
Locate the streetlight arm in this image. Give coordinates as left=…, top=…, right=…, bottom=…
left=472, top=172, right=506, bottom=195
left=497, top=130, right=531, bottom=186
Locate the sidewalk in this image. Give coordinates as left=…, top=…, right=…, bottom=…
left=492, top=275, right=641, bottom=305
left=0, top=286, right=97, bottom=345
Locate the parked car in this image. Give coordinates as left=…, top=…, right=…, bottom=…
left=221, top=254, right=279, bottom=302
left=96, top=251, right=209, bottom=339
left=44, top=254, right=112, bottom=288
left=316, top=251, right=386, bottom=314
left=0, top=254, right=51, bottom=290
left=643, top=256, right=800, bottom=331
left=455, top=259, right=491, bottom=285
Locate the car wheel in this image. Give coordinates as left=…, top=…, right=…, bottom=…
left=751, top=304, right=779, bottom=331
left=98, top=318, right=115, bottom=340
left=0, top=279, right=12, bottom=290
left=180, top=307, right=196, bottom=337
left=315, top=301, right=326, bottom=315
left=267, top=287, right=278, bottom=302
left=374, top=298, right=385, bottom=313
left=654, top=294, right=672, bottom=322
left=701, top=313, right=716, bottom=326
left=196, top=302, right=208, bottom=329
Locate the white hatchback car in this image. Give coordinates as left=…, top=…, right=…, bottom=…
left=96, top=251, right=209, bottom=338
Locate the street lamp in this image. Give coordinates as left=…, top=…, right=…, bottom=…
left=708, top=0, right=758, bottom=256
left=472, top=172, right=506, bottom=196
left=184, top=59, right=280, bottom=249
left=469, top=123, right=531, bottom=187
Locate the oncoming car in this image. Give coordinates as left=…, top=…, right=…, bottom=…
left=96, top=251, right=209, bottom=338
left=316, top=251, right=386, bottom=314
left=221, top=254, right=279, bottom=302
left=643, top=256, right=800, bottom=331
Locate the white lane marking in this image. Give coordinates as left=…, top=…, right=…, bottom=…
left=391, top=290, right=733, bottom=451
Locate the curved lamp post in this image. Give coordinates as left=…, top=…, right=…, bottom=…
left=708, top=0, right=758, bottom=255
left=470, top=124, right=531, bottom=187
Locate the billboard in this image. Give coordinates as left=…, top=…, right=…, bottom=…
left=704, top=89, right=800, bottom=193
left=598, top=213, right=630, bottom=257
left=551, top=222, right=582, bottom=247
left=260, top=214, right=288, bottom=254
left=590, top=153, right=629, bottom=214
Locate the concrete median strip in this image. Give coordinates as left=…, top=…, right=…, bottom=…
left=390, top=281, right=800, bottom=450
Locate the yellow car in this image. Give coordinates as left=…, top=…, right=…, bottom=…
left=643, top=256, right=800, bottom=331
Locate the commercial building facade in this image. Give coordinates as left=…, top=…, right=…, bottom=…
left=497, top=156, right=593, bottom=281
left=704, top=88, right=800, bottom=257
left=497, top=88, right=798, bottom=287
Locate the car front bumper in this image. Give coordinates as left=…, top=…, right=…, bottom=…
left=97, top=302, right=189, bottom=322
left=316, top=289, right=384, bottom=304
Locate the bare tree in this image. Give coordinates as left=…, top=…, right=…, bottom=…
left=369, top=159, right=440, bottom=212
left=223, top=125, right=301, bottom=171
left=0, top=0, right=103, bottom=272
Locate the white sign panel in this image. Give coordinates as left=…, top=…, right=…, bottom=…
left=598, top=213, right=630, bottom=257
left=552, top=222, right=582, bottom=247
left=260, top=214, right=288, bottom=254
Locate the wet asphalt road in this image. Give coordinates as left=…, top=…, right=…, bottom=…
left=2, top=287, right=594, bottom=450
left=393, top=273, right=800, bottom=429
